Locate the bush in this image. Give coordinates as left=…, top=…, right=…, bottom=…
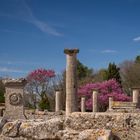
left=78, top=79, right=131, bottom=111
left=38, top=97, right=50, bottom=111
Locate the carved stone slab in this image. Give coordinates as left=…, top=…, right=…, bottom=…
left=3, top=78, right=27, bottom=120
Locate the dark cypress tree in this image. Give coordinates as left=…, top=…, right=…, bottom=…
left=106, top=63, right=122, bottom=85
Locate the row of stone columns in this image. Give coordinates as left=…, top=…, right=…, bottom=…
left=81, top=88, right=140, bottom=112
left=54, top=90, right=99, bottom=113
left=54, top=85, right=140, bottom=112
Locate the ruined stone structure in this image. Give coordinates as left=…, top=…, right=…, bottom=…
left=64, top=48, right=79, bottom=115
left=55, top=90, right=62, bottom=112
left=1, top=112, right=140, bottom=140
left=108, top=88, right=140, bottom=112
left=3, top=78, right=27, bottom=120
left=1, top=49, right=140, bottom=140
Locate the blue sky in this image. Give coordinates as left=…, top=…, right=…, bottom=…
left=0, top=0, right=140, bottom=78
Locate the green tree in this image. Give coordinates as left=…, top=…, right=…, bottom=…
left=94, top=69, right=108, bottom=82
left=77, top=60, right=93, bottom=80
left=77, top=60, right=94, bottom=85
left=38, top=92, right=50, bottom=110
left=106, top=63, right=121, bottom=85
left=135, top=55, right=140, bottom=63
left=0, top=79, right=5, bottom=103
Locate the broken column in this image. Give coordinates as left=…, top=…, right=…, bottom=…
left=55, top=90, right=62, bottom=112
left=64, top=48, right=79, bottom=115
left=81, top=96, right=86, bottom=112
left=92, top=90, right=98, bottom=112
left=3, top=78, right=27, bottom=120
left=132, top=87, right=140, bottom=107
left=109, top=96, right=113, bottom=111
left=132, top=88, right=139, bottom=103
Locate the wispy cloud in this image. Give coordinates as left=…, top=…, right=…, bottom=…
left=0, top=0, right=62, bottom=36
left=29, top=19, right=62, bottom=36
left=0, top=60, right=40, bottom=65
left=0, top=67, right=27, bottom=73
left=133, top=36, right=140, bottom=42
left=101, top=50, right=118, bottom=54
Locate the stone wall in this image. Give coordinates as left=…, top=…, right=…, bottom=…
left=1, top=112, right=140, bottom=140
left=65, top=112, right=140, bottom=140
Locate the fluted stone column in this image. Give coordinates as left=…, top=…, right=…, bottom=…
left=109, top=97, right=113, bottom=111
left=92, top=90, right=98, bottom=112
left=55, top=90, right=62, bottom=112
left=132, top=88, right=139, bottom=104
left=64, top=48, right=79, bottom=115
left=3, top=78, right=27, bottom=120
left=81, top=97, right=86, bottom=112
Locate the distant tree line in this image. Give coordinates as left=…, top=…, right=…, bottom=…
left=0, top=55, right=140, bottom=111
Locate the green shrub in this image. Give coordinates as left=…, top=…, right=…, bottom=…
left=38, top=97, right=50, bottom=111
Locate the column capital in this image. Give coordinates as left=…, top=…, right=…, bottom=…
left=64, top=48, right=79, bottom=55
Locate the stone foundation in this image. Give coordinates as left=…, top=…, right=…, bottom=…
left=1, top=112, right=140, bottom=140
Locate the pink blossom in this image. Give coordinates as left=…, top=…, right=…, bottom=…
left=27, top=68, right=55, bottom=83
left=78, top=79, right=131, bottom=111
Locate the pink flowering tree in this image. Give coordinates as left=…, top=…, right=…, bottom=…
left=78, top=79, right=131, bottom=111
left=26, top=68, right=55, bottom=110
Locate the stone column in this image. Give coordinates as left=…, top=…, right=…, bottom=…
left=3, top=78, right=27, bottom=120
left=92, top=90, right=98, bottom=112
left=132, top=88, right=139, bottom=104
left=109, top=97, right=113, bottom=111
left=55, top=90, right=62, bottom=112
left=64, top=48, right=79, bottom=115
left=81, top=96, right=86, bottom=112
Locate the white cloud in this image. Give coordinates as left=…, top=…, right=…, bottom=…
left=133, top=36, right=140, bottom=42
left=0, top=67, right=27, bottom=73
left=101, top=50, right=118, bottom=53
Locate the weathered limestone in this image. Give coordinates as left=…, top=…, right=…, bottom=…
left=64, top=48, right=79, bottom=115
left=3, top=78, right=27, bottom=120
left=92, top=90, right=98, bottom=112
left=81, top=97, right=86, bottom=112
left=55, top=90, right=62, bottom=112
left=1, top=112, right=140, bottom=140
left=109, top=97, right=113, bottom=111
